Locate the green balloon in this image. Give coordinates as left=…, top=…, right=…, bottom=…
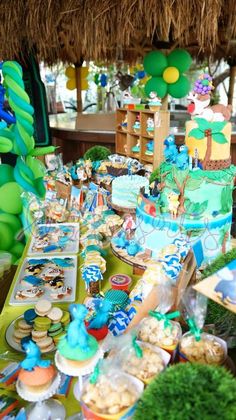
left=0, top=222, right=14, bottom=250
left=168, top=75, right=191, bottom=98
left=9, top=241, right=25, bottom=258
left=0, top=164, right=14, bottom=187
left=145, top=77, right=167, bottom=98
left=144, top=51, right=168, bottom=76
left=0, top=182, right=22, bottom=214
left=34, top=177, right=46, bottom=198
left=0, top=213, right=21, bottom=233
left=167, top=49, right=192, bottom=73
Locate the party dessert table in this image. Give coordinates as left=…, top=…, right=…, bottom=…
left=0, top=242, right=139, bottom=418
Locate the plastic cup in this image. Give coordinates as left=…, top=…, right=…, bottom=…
left=0, top=252, right=12, bottom=272
left=80, top=373, right=144, bottom=420
left=109, top=274, right=132, bottom=291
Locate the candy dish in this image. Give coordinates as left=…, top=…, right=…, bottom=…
left=9, top=256, right=77, bottom=305
left=28, top=223, right=80, bottom=255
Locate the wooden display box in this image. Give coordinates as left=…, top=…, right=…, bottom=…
left=76, top=112, right=115, bottom=131
left=116, top=108, right=170, bottom=168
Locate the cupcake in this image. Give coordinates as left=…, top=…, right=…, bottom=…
left=56, top=304, right=100, bottom=374
left=17, top=341, right=56, bottom=394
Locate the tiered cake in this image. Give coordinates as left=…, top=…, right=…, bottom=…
left=134, top=75, right=235, bottom=262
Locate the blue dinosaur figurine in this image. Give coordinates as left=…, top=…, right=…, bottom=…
left=164, top=135, right=178, bottom=164
left=21, top=341, right=50, bottom=371
left=176, top=145, right=189, bottom=170
left=126, top=240, right=141, bottom=256
left=88, top=299, right=112, bottom=329
left=67, top=304, right=90, bottom=351
left=112, top=231, right=128, bottom=248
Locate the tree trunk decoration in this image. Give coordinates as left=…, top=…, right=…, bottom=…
left=202, top=129, right=212, bottom=169
left=174, top=174, right=189, bottom=216
left=222, top=231, right=229, bottom=254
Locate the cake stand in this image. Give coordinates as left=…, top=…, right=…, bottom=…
left=55, top=347, right=104, bottom=396
left=110, top=239, right=148, bottom=275
left=107, top=196, right=136, bottom=218
left=16, top=373, right=66, bottom=420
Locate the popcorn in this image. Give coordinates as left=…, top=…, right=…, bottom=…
left=179, top=332, right=226, bottom=365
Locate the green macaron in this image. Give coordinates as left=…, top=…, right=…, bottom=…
left=48, top=322, right=63, bottom=337
left=61, top=311, right=70, bottom=326
left=34, top=316, right=51, bottom=331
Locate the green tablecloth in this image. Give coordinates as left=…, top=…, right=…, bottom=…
left=0, top=242, right=139, bottom=417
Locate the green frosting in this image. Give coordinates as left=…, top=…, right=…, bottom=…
left=58, top=335, right=98, bottom=361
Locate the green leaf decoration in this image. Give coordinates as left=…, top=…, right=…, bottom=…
left=194, top=118, right=210, bottom=130
left=211, top=121, right=227, bottom=133
left=185, top=199, right=208, bottom=217
left=172, top=167, right=189, bottom=185
left=212, top=132, right=228, bottom=144
left=220, top=186, right=233, bottom=214
left=188, top=128, right=205, bottom=139
left=186, top=177, right=203, bottom=190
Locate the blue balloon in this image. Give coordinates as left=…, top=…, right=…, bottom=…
left=137, top=70, right=146, bottom=79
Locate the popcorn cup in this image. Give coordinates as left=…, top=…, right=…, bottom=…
left=122, top=341, right=170, bottom=386
left=109, top=274, right=132, bottom=291
left=80, top=373, right=144, bottom=420
left=178, top=332, right=227, bottom=365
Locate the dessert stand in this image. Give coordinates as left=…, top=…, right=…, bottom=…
left=16, top=373, right=66, bottom=420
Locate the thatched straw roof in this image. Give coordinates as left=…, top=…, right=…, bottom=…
left=0, top=0, right=236, bottom=64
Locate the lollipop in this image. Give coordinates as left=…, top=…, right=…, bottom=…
left=2, top=61, right=35, bottom=156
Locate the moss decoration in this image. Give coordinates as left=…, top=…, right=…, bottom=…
left=134, top=363, right=236, bottom=420
left=201, top=248, right=236, bottom=335
left=83, top=146, right=111, bottom=162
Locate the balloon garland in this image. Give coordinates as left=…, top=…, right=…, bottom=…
left=0, top=61, right=56, bottom=262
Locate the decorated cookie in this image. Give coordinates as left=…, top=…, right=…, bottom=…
left=15, top=288, right=44, bottom=300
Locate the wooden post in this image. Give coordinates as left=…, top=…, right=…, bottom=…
left=75, top=64, right=83, bottom=113
left=161, top=95, right=168, bottom=111
left=228, top=65, right=236, bottom=105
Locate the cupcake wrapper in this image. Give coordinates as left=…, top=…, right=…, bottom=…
left=55, top=348, right=104, bottom=377
left=16, top=373, right=61, bottom=402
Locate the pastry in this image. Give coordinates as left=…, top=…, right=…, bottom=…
left=37, top=337, right=55, bottom=353
left=20, top=276, right=42, bottom=287
left=25, top=264, right=43, bottom=276
left=34, top=317, right=51, bottom=332
left=35, top=300, right=52, bottom=317
left=24, top=309, right=37, bottom=325
left=179, top=333, right=226, bottom=365
left=61, top=311, right=70, bottom=327
left=48, top=323, right=64, bottom=338
left=15, top=288, right=44, bottom=300
left=13, top=329, right=31, bottom=344
left=17, top=320, right=33, bottom=333
left=17, top=341, right=56, bottom=393
left=50, top=286, right=72, bottom=300
left=41, top=266, right=63, bottom=281
left=47, top=307, right=63, bottom=323
left=31, top=330, right=48, bottom=342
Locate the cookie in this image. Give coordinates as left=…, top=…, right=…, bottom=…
left=17, top=319, right=33, bottom=333
left=21, top=276, right=42, bottom=287
left=34, top=316, right=51, bottom=332
left=61, top=311, right=70, bottom=326
left=48, top=323, right=63, bottom=337
left=25, top=264, right=43, bottom=275
left=24, top=308, right=37, bottom=325
left=37, top=336, right=54, bottom=353
left=35, top=300, right=52, bottom=316
left=52, top=331, right=66, bottom=345
left=31, top=330, right=48, bottom=342
left=47, top=307, right=63, bottom=323
left=13, top=329, right=30, bottom=344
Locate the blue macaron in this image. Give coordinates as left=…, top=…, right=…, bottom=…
left=24, top=308, right=37, bottom=325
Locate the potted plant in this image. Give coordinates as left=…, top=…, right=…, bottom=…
left=135, top=363, right=236, bottom=419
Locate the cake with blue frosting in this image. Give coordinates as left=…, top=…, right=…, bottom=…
left=111, top=175, right=149, bottom=208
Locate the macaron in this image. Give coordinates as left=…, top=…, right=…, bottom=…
left=47, top=307, right=63, bottom=323
left=48, top=323, right=63, bottom=337
left=34, top=317, right=51, bottom=332
left=13, top=329, right=30, bottom=344
left=37, top=337, right=54, bottom=353
left=35, top=300, right=52, bottom=317
left=61, top=311, right=70, bottom=326
left=23, top=309, right=37, bottom=325
left=31, top=330, right=48, bottom=342
left=17, top=319, right=33, bottom=333
left=52, top=331, right=66, bottom=345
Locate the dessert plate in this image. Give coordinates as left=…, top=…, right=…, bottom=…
left=27, top=223, right=80, bottom=255
left=9, top=255, right=77, bottom=305
left=5, top=316, right=56, bottom=354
